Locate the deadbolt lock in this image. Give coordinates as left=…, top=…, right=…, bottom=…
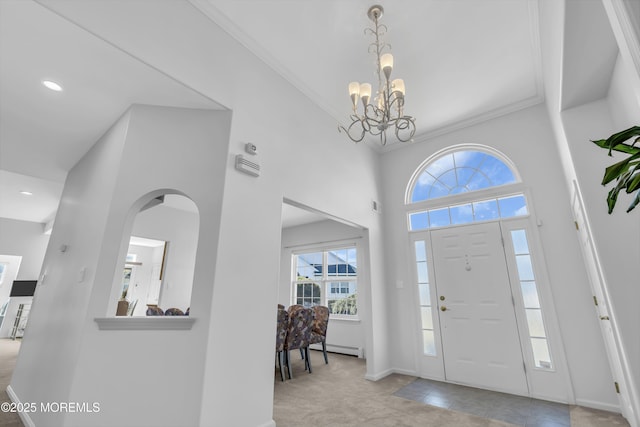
left=440, top=296, right=445, bottom=301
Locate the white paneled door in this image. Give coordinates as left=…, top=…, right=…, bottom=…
left=431, top=221, right=529, bottom=396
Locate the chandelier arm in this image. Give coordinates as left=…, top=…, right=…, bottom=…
left=338, top=117, right=368, bottom=143
left=393, top=116, right=416, bottom=143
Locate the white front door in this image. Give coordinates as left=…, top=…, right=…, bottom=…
left=431, top=221, right=529, bottom=396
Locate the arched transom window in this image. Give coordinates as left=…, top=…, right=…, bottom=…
left=410, top=150, right=517, bottom=203
left=407, top=148, right=526, bottom=231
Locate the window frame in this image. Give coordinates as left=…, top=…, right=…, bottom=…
left=291, top=244, right=359, bottom=319
left=0, top=263, right=6, bottom=285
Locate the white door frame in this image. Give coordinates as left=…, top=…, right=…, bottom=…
left=571, top=180, right=638, bottom=425
left=409, top=212, right=574, bottom=402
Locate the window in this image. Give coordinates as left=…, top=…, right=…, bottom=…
left=407, top=149, right=526, bottom=231
left=414, top=240, right=436, bottom=356
left=510, top=229, right=553, bottom=369
left=408, top=194, right=528, bottom=231
left=0, top=263, right=6, bottom=285
left=409, top=150, right=517, bottom=203
left=293, top=247, right=357, bottom=316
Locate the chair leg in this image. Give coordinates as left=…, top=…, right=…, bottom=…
left=322, top=340, right=328, bottom=364
left=305, top=347, right=312, bottom=373
left=286, top=350, right=293, bottom=379
left=277, top=351, right=286, bottom=381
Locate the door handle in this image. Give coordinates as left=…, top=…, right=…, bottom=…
left=440, top=305, right=447, bottom=312
left=600, top=315, right=610, bottom=320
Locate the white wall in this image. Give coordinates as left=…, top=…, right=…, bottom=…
left=381, top=103, right=618, bottom=409
left=280, top=219, right=366, bottom=355
left=10, top=105, right=231, bottom=427
left=0, top=255, right=23, bottom=309
left=131, top=203, right=199, bottom=313
left=561, top=97, right=640, bottom=407
left=122, top=244, right=154, bottom=315
left=540, top=0, right=640, bottom=417
left=0, top=255, right=24, bottom=337
left=15, top=3, right=390, bottom=426
left=10, top=108, right=132, bottom=427
left=0, top=219, right=50, bottom=336
left=0, top=218, right=49, bottom=280
left=609, top=53, right=640, bottom=129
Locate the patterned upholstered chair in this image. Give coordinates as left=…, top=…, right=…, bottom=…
left=164, top=308, right=184, bottom=316
left=284, top=305, right=313, bottom=379
left=275, top=307, right=289, bottom=381
left=310, top=305, right=330, bottom=364
left=146, top=306, right=164, bottom=316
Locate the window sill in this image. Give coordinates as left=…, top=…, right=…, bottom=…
left=330, top=316, right=361, bottom=323
left=94, top=317, right=195, bottom=330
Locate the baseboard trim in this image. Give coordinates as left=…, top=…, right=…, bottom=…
left=575, top=397, right=621, bottom=414
left=365, top=367, right=419, bottom=381
left=6, top=385, right=36, bottom=427
left=365, top=368, right=394, bottom=381
left=310, top=343, right=363, bottom=357
left=391, top=368, right=418, bottom=377
left=258, top=419, right=276, bottom=427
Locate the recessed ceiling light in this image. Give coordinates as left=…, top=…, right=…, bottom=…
left=20, top=191, right=33, bottom=196
left=42, top=80, right=63, bottom=92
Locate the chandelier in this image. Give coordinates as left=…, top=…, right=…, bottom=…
left=339, top=5, right=416, bottom=145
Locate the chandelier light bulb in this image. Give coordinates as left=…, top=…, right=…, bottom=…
left=359, top=83, right=372, bottom=105
left=348, top=82, right=360, bottom=97
left=380, top=53, right=394, bottom=79
left=349, top=82, right=361, bottom=109
left=392, top=79, right=405, bottom=96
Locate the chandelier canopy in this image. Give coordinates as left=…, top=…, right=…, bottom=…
left=339, top=5, right=416, bottom=145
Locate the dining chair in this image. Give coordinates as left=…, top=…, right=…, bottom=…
left=146, top=305, right=164, bottom=316
left=310, top=305, right=330, bottom=364
left=275, top=307, right=289, bottom=381
left=284, top=305, right=313, bottom=379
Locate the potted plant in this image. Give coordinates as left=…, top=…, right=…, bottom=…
left=592, top=126, right=640, bottom=213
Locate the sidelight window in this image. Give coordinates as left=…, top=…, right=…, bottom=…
left=511, top=229, right=552, bottom=369
left=414, top=240, right=436, bottom=356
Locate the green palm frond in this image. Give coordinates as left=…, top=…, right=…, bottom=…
left=592, top=126, right=640, bottom=213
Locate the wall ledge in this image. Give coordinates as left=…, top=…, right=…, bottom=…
left=94, top=317, right=195, bottom=330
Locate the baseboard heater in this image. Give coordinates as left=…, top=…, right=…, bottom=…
left=310, top=343, right=364, bottom=358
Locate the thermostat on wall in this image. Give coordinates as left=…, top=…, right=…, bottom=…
left=244, top=142, right=257, bottom=155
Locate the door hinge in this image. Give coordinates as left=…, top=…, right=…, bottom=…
left=501, top=237, right=504, bottom=247
left=512, top=296, right=515, bottom=306
left=615, top=382, right=620, bottom=394
left=574, top=221, right=579, bottom=230
left=593, top=296, right=598, bottom=306
left=523, top=361, right=527, bottom=373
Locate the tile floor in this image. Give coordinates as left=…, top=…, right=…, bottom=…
left=393, top=378, right=570, bottom=426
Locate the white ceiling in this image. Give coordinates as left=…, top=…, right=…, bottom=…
left=197, top=0, right=543, bottom=143
left=0, top=0, right=618, bottom=228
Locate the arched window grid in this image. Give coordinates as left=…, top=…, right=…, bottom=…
left=405, top=145, right=522, bottom=206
